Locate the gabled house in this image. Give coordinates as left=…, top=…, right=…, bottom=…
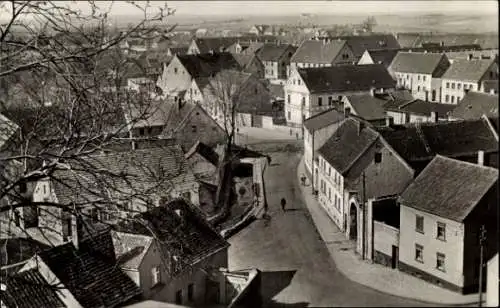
left=377, top=118, right=499, bottom=174
left=398, top=155, right=498, bottom=294
left=334, top=34, right=401, bottom=60
left=112, top=199, right=230, bottom=305
left=358, top=49, right=400, bottom=68
left=448, top=91, right=499, bottom=120
left=285, top=64, right=396, bottom=128
left=316, top=118, right=415, bottom=252
left=231, top=53, right=265, bottom=79
left=303, top=108, right=345, bottom=190
left=383, top=98, right=456, bottom=124
left=388, top=52, right=450, bottom=102
left=255, top=43, right=297, bottom=81
left=440, top=57, right=498, bottom=104
left=342, top=93, right=388, bottom=127
left=157, top=53, right=242, bottom=98
left=289, top=39, right=355, bottom=73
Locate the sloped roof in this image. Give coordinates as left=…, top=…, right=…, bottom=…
left=377, top=118, right=499, bottom=163
left=194, top=36, right=258, bottom=53
left=291, top=39, right=347, bottom=64
left=338, top=34, right=401, bottom=58
left=256, top=44, right=296, bottom=61
left=231, top=53, right=257, bottom=69
left=0, top=269, right=65, bottom=308
left=399, top=155, right=498, bottom=222
left=345, top=94, right=387, bottom=121
left=123, top=98, right=174, bottom=128
left=177, top=53, right=242, bottom=78
left=303, top=108, right=345, bottom=131
left=268, top=84, right=284, bottom=99
left=442, top=58, right=496, bottom=82
left=482, top=80, right=498, bottom=93
left=0, top=113, right=19, bottom=150
left=364, top=49, right=400, bottom=67
left=449, top=91, right=499, bottom=120
left=39, top=241, right=141, bottom=308
left=298, top=64, right=396, bottom=94
left=0, top=238, right=50, bottom=267
left=383, top=99, right=456, bottom=117
left=168, top=46, right=188, bottom=55
left=111, top=231, right=153, bottom=270
left=317, top=118, right=379, bottom=175
left=114, top=199, right=229, bottom=269
left=184, top=141, right=220, bottom=167
left=389, top=52, right=447, bottom=75
left=241, top=42, right=265, bottom=55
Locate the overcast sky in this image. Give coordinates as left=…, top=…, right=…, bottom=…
left=73, top=1, right=497, bottom=16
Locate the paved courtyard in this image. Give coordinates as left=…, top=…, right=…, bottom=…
left=228, top=151, right=446, bottom=307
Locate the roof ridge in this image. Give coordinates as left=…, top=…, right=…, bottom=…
left=434, top=154, right=499, bottom=173
left=415, top=123, right=432, bottom=155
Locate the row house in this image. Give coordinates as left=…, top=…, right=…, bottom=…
left=316, top=118, right=415, bottom=250
left=256, top=43, right=297, bottom=82
left=440, top=57, right=498, bottom=104
left=448, top=91, right=499, bottom=120
left=289, top=39, right=355, bottom=75
left=302, top=108, right=345, bottom=190
left=398, top=155, right=498, bottom=294
left=383, top=98, right=456, bottom=124
left=285, top=64, right=396, bottom=129
left=388, top=52, right=450, bottom=103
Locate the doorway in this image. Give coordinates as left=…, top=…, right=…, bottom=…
left=391, top=245, right=399, bottom=269
left=349, top=203, right=357, bottom=240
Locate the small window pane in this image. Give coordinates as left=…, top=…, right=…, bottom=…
left=436, top=253, right=446, bottom=272
left=416, top=215, right=424, bottom=233
left=437, top=222, right=446, bottom=241
left=415, top=244, right=424, bottom=263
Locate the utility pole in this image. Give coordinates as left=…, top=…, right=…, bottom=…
left=478, top=225, right=487, bottom=307
left=361, top=171, right=366, bottom=260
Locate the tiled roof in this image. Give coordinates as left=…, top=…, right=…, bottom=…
left=291, top=39, right=347, bottom=64
left=114, top=199, right=228, bottom=269
left=481, top=80, right=498, bottom=94
left=39, top=241, right=141, bottom=308
left=123, top=98, right=174, bottom=128
left=231, top=53, right=257, bottom=69
left=442, top=58, right=496, bottom=82
left=303, top=108, right=345, bottom=132
left=383, top=99, right=456, bottom=117
left=256, top=44, right=296, bottom=61
left=345, top=94, right=387, bottom=121
left=177, top=53, right=242, bottom=78
left=317, top=118, right=379, bottom=175
left=337, top=34, right=401, bottom=58
left=399, top=155, right=498, bottom=222
left=377, top=118, right=499, bottom=163
left=194, top=36, right=258, bottom=53
left=0, top=269, right=65, bottom=308
left=112, top=231, right=153, bottom=270
left=364, top=49, right=400, bottom=67
left=184, top=141, right=220, bottom=167
left=0, top=113, right=19, bottom=150
left=298, top=64, right=396, bottom=94
left=52, top=145, right=195, bottom=207
left=241, top=42, right=265, bottom=55
left=389, top=52, right=448, bottom=75
left=449, top=91, right=499, bottom=120
left=0, top=238, right=50, bottom=267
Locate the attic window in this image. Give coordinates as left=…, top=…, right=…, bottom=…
left=174, top=67, right=178, bottom=74
left=19, top=182, right=27, bottom=193
left=374, top=152, right=382, bottom=163
left=191, top=125, right=197, bottom=132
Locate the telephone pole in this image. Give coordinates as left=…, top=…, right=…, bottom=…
left=478, top=225, right=487, bottom=307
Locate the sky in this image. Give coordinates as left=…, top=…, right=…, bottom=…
left=71, top=1, right=497, bottom=17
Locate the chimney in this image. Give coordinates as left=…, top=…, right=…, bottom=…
left=477, top=150, right=484, bottom=166
left=467, top=54, right=473, bottom=61
left=430, top=111, right=438, bottom=123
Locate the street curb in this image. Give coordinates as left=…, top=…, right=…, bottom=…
left=295, top=156, right=482, bottom=307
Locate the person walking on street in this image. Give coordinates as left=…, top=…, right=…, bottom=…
left=280, top=197, right=286, bottom=211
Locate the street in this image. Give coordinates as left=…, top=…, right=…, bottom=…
left=228, top=151, right=442, bottom=307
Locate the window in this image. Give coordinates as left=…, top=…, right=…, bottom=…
left=43, top=184, right=46, bottom=195
left=436, top=253, right=446, bottom=272
left=174, top=67, right=178, bottom=74
left=334, top=196, right=337, bottom=208
left=451, top=83, right=455, bottom=89
left=446, top=82, right=450, bottom=88
left=418, top=75, right=420, bottom=80
left=328, top=188, right=331, bottom=201
left=318, top=97, right=323, bottom=106
left=451, top=96, right=455, bottom=104
left=152, top=266, right=161, bottom=286
left=437, top=222, right=446, bottom=241
left=287, top=111, right=291, bottom=120
left=445, top=95, right=449, bottom=103
left=374, top=152, right=382, bottom=163
left=19, top=182, right=27, bottom=193
left=423, top=75, right=426, bottom=81
left=338, top=96, right=342, bottom=101
left=139, top=128, right=145, bottom=136
left=457, top=83, right=461, bottom=90
left=188, top=283, right=194, bottom=301
left=13, top=210, right=20, bottom=226
left=328, top=96, right=333, bottom=106
left=287, top=95, right=291, bottom=104
left=175, top=290, right=183, bottom=304
left=182, top=191, right=191, bottom=201
left=191, top=125, right=197, bottom=132
left=417, top=86, right=420, bottom=92
left=147, top=127, right=152, bottom=135
left=416, top=215, right=424, bottom=233
left=415, top=244, right=424, bottom=263
left=301, top=97, right=306, bottom=106
left=328, top=167, right=331, bottom=176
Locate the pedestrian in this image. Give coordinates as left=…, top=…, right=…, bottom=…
left=280, top=197, right=286, bottom=211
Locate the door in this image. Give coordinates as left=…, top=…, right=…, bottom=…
left=391, top=245, right=399, bottom=269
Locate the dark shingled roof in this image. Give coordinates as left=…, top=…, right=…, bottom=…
left=389, top=52, right=448, bottom=75
left=185, top=140, right=220, bottom=167
left=344, top=94, right=387, bottom=121
left=363, top=49, right=400, bottom=67
left=291, top=39, right=347, bottom=64
left=449, top=91, right=499, bottom=120
left=256, top=44, right=296, bottom=61
left=317, top=118, right=379, bottom=175
left=0, top=269, right=65, bottom=308
left=336, top=34, right=401, bottom=58
left=383, top=99, right=456, bottom=117
left=193, top=36, right=261, bottom=53
left=442, top=58, right=496, bottom=82
left=0, top=238, right=50, bottom=267
left=231, top=53, right=258, bottom=69
left=298, top=64, right=396, bottom=94
left=304, top=108, right=345, bottom=132
left=39, top=240, right=141, bottom=308
left=176, top=53, right=242, bottom=78
left=114, top=199, right=228, bottom=270
left=399, top=155, right=498, bottom=222
left=377, top=118, right=499, bottom=163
